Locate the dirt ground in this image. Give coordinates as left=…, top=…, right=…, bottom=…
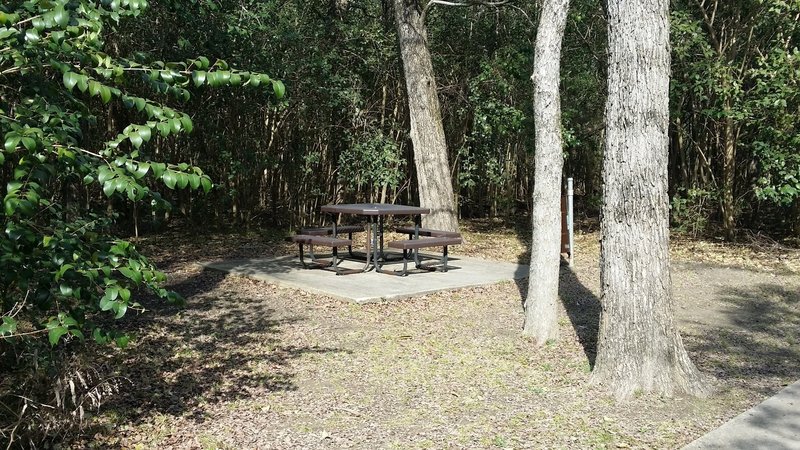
left=75, top=221, right=800, bottom=449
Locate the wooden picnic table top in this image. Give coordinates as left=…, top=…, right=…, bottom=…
left=320, top=203, right=430, bottom=216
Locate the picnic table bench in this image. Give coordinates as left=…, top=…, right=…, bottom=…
left=300, top=225, right=363, bottom=256
left=291, top=234, right=353, bottom=275
left=387, top=234, right=462, bottom=276
left=393, top=226, right=461, bottom=238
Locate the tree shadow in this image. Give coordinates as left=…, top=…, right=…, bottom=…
left=682, top=283, right=800, bottom=396
left=558, top=264, right=601, bottom=366
left=513, top=221, right=601, bottom=366
left=98, top=267, right=345, bottom=425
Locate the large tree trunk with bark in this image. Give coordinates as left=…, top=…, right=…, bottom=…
left=393, top=0, right=459, bottom=232
left=593, top=0, right=711, bottom=399
left=523, top=0, right=571, bottom=344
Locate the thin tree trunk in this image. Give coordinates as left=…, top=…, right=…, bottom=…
left=393, top=0, right=459, bottom=232
left=523, top=0, right=571, bottom=344
left=720, top=109, right=737, bottom=240
left=593, top=0, right=711, bottom=399
left=793, top=197, right=800, bottom=238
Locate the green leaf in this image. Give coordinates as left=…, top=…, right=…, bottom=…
left=170, top=118, right=182, bottom=133
left=113, top=301, right=127, bottom=319
left=61, top=315, right=78, bottom=327
left=119, top=266, right=141, bottom=283
left=206, top=71, right=219, bottom=87
left=115, top=334, right=130, bottom=349
left=100, top=86, right=112, bottom=104
left=59, top=284, right=73, bottom=296
left=153, top=122, right=167, bottom=137
left=55, top=263, right=74, bottom=280
left=97, top=166, right=114, bottom=184
left=162, top=171, right=177, bottom=189
left=138, top=127, right=152, bottom=142
left=70, top=329, right=85, bottom=340
left=21, top=137, right=37, bottom=151
left=192, top=71, right=206, bottom=87
left=103, top=181, right=115, bottom=197
left=0, top=28, right=19, bottom=40
left=0, top=317, right=17, bottom=335
left=25, top=28, right=40, bottom=42
left=63, top=72, right=78, bottom=91
left=134, top=162, right=150, bottom=179
left=4, top=135, right=20, bottom=152
left=99, top=295, right=114, bottom=311
left=89, top=80, right=101, bottom=97
left=200, top=176, right=212, bottom=193
left=49, top=326, right=69, bottom=346
left=93, top=328, right=108, bottom=344
left=54, top=5, right=69, bottom=27
left=180, top=116, right=193, bottom=133
left=176, top=173, right=189, bottom=189
left=129, top=133, right=143, bottom=149
left=151, top=162, right=166, bottom=178
left=272, top=80, right=286, bottom=99
left=188, top=173, right=201, bottom=190
left=76, top=75, right=88, bottom=92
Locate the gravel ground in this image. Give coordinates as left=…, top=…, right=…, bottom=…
left=72, top=221, right=800, bottom=449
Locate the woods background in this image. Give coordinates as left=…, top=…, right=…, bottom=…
left=67, top=0, right=800, bottom=238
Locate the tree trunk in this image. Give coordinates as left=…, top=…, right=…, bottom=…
left=593, top=0, right=711, bottom=399
left=720, top=110, right=737, bottom=240
left=522, top=0, right=571, bottom=344
left=393, top=0, right=459, bottom=232
left=793, top=197, right=800, bottom=238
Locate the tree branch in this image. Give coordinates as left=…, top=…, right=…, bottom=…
left=422, top=0, right=512, bottom=22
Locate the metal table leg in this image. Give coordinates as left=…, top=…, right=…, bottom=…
left=372, top=217, right=381, bottom=272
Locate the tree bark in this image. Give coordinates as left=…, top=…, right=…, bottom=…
left=720, top=110, right=737, bottom=240
left=522, top=0, right=571, bottom=344
left=393, top=0, right=459, bottom=232
left=593, top=0, right=711, bottom=399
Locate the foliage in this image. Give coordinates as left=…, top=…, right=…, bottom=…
left=670, top=188, right=717, bottom=236
left=670, top=0, right=800, bottom=236
left=748, top=47, right=800, bottom=206
left=0, top=0, right=279, bottom=444
left=339, top=130, right=406, bottom=198
left=458, top=60, right=527, bottom=189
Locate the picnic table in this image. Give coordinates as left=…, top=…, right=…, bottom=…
left=291, top=202, right=463, bottom=275
left=320, top=203, right=429, bottom=273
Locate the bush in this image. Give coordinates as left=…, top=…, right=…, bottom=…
left=670, top=188, right=718, bottom=236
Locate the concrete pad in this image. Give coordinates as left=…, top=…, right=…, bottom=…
left=683, top=379, right=800, bottom=450
left=201, top=253, right=528, bottom=303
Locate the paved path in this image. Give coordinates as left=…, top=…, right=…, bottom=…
left=202, top=254, right=529, bottom=303
left=683, top=379, right=800, bottom=450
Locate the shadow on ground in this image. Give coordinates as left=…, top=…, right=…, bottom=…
left=558, top=266, right=602, bottom=366
left=513, top=217, right=602, bottom=365
left=684, top=283, right=800, bottom=395
left=100, top=268, right=344, bottom=425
